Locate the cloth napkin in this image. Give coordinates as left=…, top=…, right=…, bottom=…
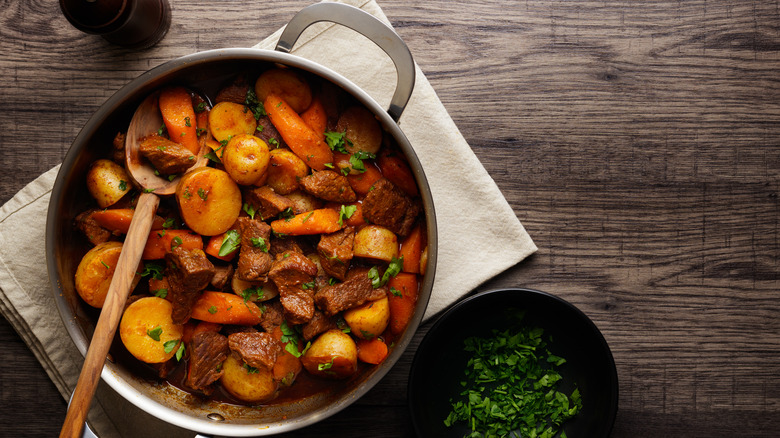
left=0, top=0, right=535, bottom=436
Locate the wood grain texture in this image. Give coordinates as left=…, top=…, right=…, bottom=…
left=1, top=0, right=779, bottom=437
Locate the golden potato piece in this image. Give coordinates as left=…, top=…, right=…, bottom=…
left=344, top=296, right=390, bottom=340
left=176, top=167, right=242, bottom=236
left=353, top=225, right=399, bottom=262
left=86, top=159, right=132, bottom=208
left=335, top=106, right=382, bottom=156
left=221, top=134, right=271, bottom=185
left=255, top=68, right=312, bottom=113
left=265, top=148, right=309, bottom=195
left=119, top=297, right=184, bottom=364
left=220, top=354, right=278, bottom=403
left=208, top=101, right=258, bottom=143
left=74, top=241, right=123, bottom=308
left=301, top=329, right=358, bottom=379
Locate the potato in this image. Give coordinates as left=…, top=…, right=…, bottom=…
left=74, top=241, right=138, bottom=308
left=336, top=106, right=382, bottom=155
left=285, top=190, right=324, bottom=214
left=220, top=353, right=278, bottom=403
left=301, top=329, right=358, bottom=379
left=344, top=296, right=390, bottom=340
left=176, top=167, right=241, bottom=236
left=265, top=148, right=309, bottom=195
left=255, top=68, right=312, bottom=113
left=221, top=134, right=271, bottom=185
left=86, top=159, right=132, bottom=208
left=231, top=275, right=279, bottom=302
left=208, top=101, right=257, bottom=143
left=353, top=225, right=399, bottom=262
left=119, top=297, right=183, bottom=364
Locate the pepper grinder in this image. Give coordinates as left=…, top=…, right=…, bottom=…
left=60, top=0, right=171, bottom=49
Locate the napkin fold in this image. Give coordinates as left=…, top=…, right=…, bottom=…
left=0, top=0, right=535, bottom=436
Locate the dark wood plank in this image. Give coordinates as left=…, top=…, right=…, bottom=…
left=1, top=0, right=779, bottom=436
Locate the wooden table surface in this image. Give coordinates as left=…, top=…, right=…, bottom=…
left=2, top=0, right=779, bottom=436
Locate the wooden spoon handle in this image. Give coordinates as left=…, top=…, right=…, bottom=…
left=60, top=192, right=160, bottom=438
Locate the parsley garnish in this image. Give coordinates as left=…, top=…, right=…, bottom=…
left=324, top=131, right=351, bottom=154
left=218, top=230, right=240, bottom=257
left=367, top=256, right=404, bottom=288
left=280, top=321, right=311, bottom=358
left=118, top=180, right=127, bottom=191
left=242, top=203, right=256, bottom=219
left=251, top=237, right=269, bottom=252
left=443, top=315, right=583, bottom=437
left=204, top=150, right=222, bottom=164
left=348, top=151, right=376, bottom=173
left=171, top=236, right=183, bottom=250
left=100, top=260, right=110, bottom=269
left=175, top=343, right=185, bottom=361
left=194, top=102, right=207, bottom=113
left=197, top=188, right=208, bottom=201
left=182, top=188, right=192, bottom=199
left=268, top=138, right=279, bottom=147
left=240, top=286, right=264, bottom=302
left=163, top=340, right=178, bottom=353
left=390, top=287, right=402, bottom=297
left=139, top=262, right=164, bottom=280
left=157, top=124, right=167, bottom=136
left=301, top=281, right=316, bottom=290
left=162, top=217, right=176, bottom=229
left=153, top=288, right=168, bottom=299
left=208, top=305, right=218, bottom=314
left=184, top=117, right=191, bottom=127
left=244, top=88, right=267, bottom=120
left=279, top=208, right=295, bottom=221
left=244, top=363, right=260, bottom=374
left=338, top=204, right=357, bottom=226
left=317, top=358, right=335, bottom=371
left=147, top=326, right=162, bottom=341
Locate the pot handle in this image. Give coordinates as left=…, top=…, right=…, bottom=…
left=276, top=2, right=415, bottom=122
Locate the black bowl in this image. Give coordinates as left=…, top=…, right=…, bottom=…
left=408, top=288, right=618, bottom=437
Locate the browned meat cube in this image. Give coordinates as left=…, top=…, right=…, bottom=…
left=74, top=209, right=112, bottom=245
left=269, top=235, right=303, bottom=258
left=302, top=310, right=338, bottom=341
left=255, top=117, right=285, bottom=149
left=236, top=217, right=273, bottom=282
left=317, top=226, right=355, bottom=281
left=362, top=178, right=420, bottom=236
left=228, top=331, right=282, bottom=371
left=269, top=251, right=318, bottom=324
left=111, top=132, right=126, bottom=165
left=215, top=73, right=251, bottom=104
left=139, top=134, right=196, bottom=175
left=187, top=331, right=228, bottom=394
left=300, top=170, right=357, bottom=203
left=210, top=264, right=234, bottom=291
left=259, top=300, right=285, bottom=333
left=166, top=247, right=215, bottom=324
left=244, top=186, right=295, bottom=220
left=314, top=267, right=387, bottom=316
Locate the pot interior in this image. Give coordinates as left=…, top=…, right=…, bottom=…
left=47, top=49, right=436, bottom=436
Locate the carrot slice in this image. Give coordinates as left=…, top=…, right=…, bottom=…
left=399, top=223, right=423, bottom=274
left=300, top=96, right=327, bottom=139
left=377, top=150, right=419, bottom=197
left=142, top=229, right=203, bottom=260
left=346, top=162, right=383, bottom=195
left=265, top=93, right=333, bottom=170
left=356, top=337, right=389, bottom=364
left=190, top=291, right=264, bottom=325
left=159, top=86, right=200, bottom=155
left=204, top=231, right=238, bottom=262
left=92, top=208, right=166, bottom=234
left=270, top=208, right=342, bottom=236
left=387, top=273, right=419, bottom=335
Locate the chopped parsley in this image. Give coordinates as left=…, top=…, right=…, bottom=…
left=251, top=237, right=269, bottom=252
left=242, top=203, right=256, bottom=219
left=324, top=131, right=351, bottom=154
left=171, top=236, right=183, bottom=250
left=204, top=149, right=222, bottom=164
left=268, top=137, right=279, bottom=147
left=194, top=102, right=207, bottom=113
left=162, top=217, right=176, bottom=229
left=338, top=204, right=357, bottom=226
left=280, top=208, right=295, bottom=221
left=240, top=286, right=264, bottom=302
left=244, top=363, right=260, bottom=374
left=147, top=326, right=162, bottom=341
left=301, top=281, right=316, bottom=290
left=197, top=188, right=208, bottom=201
left=152, top=288, right=168, bottom=299
left=184, top=117, right=191, bottom=127
left=175, top=343, right=185, bottom=361
left=443, top=314, right=583, bottom=437
left=163, top=340, right=178, bottom=353
left=280, top=321, right=311, bottom=358
left=182, top=188, right=192, bottom=199
left=219, top=230, right=241, bottom=257
left=118, top=180, right=127, bottom=191
left=244, top=88, right=267, bottom=120
left=317, top=358, right=335, bottom=371
left=349, top=151, right=376, bottom=173
left=157, top=124, right=167, bottom=136
left=390, top=287, right=402, bottom=297
left=208, top=305, right=218, bottom=314
left=367, top=256, right=404, bottom=288
left=139, top=262, right=164, bottom=280
left=100, top=260, right=110, bottom=269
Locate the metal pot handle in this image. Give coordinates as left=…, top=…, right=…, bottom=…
left=275, top=2, right=415, bottom=122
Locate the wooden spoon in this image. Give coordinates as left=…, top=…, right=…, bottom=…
left=60, top=90, right=210, bottom=438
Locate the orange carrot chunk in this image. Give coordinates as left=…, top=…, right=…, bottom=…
left=142, top=229, right=203, bottom=260
left=387, top=273, right=419, bottom=335
left=356, top=337, right=389, bottom=364
left=265, top=93, right=333, bottom=171
left=190, top=291, right=264, bottom=325
left=270, top=208, right=342, bottom=236
left=300, top=96, right=327, bottom=139
left=204, top=231, right=239, bottom=262
left=377, top=150, right=419, bottom=197
left=346, top=162, right=383, bottom=195
left=159, top=86, right=200, bottom=155
left=399, top=223, right=423, bottom=274
left=92, top=208, right=166, bottom=234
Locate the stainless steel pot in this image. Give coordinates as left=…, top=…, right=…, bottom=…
left=46, top=3, right=436, bottom=436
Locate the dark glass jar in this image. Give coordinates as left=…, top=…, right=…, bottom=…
left=60, top=0, right=171, bottom=49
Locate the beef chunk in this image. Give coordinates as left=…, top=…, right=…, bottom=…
left=74, top=209, right=112, bottom=245
left=166, top=247, right=215, bottom=324
left=244, top=186, right=294, bottom=220
left=255, top=117, right=285, bottom=149
left=317, top=226, right=355, bottom=281
left=215, top=73, right=251, bottom=104
left=269, top=251, right=318, bottom=324
left=300, top=170, right=357, bottom=203
left=302, top=310, right=338, bottom=341
left=259, top=299, right=285, bottom=333
left=314, top=267, right=387, bottom=316
left=139, top=135, right=196, bottom=175
left=269, top=235, right=303, bottom=258
left=151, top=359, right=176, bottom=379
left=362, top=178, right=420, bottom=236
left=112, top=132, right=126, bottom=165
left=228, top=331, right=282, bottom=371
left=187, top=331, right=228, bottom=394
left=236, top=217, right=273, bottom=282
left=210, top=264, right=234, bottom=291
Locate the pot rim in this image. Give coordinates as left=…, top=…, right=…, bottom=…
left=46, top=47, right=437, bottom=436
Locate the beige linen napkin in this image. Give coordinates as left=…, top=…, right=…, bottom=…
left=0, top=0, right=535, bottom=436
